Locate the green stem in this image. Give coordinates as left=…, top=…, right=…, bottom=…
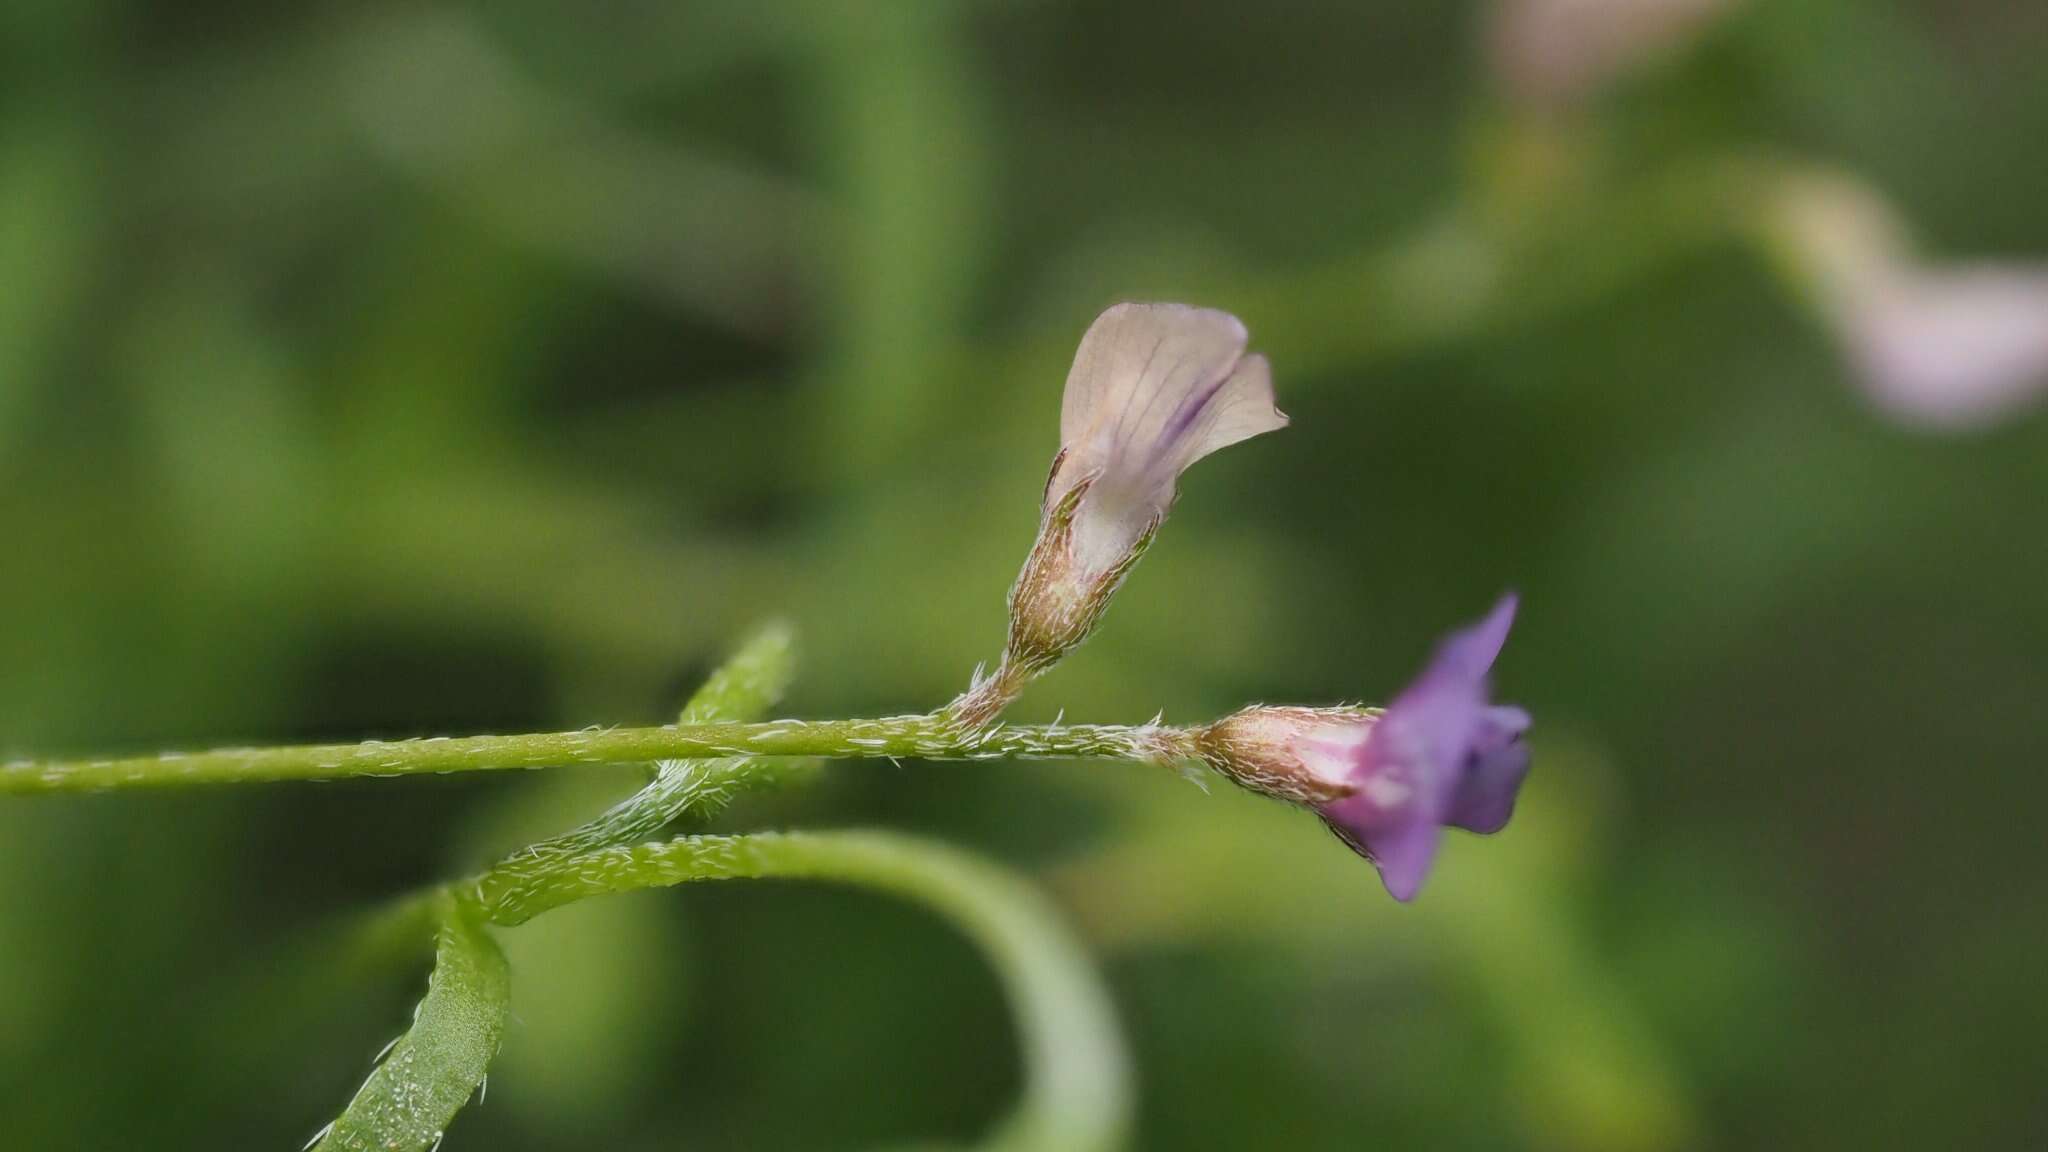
left=3, top=716, right=1196, bottom=794
left=474, top=831, right=1131, bottom=1152
left=311, top=892, right=510, bottom=1152
left=471, top=621, right=801, bottom=919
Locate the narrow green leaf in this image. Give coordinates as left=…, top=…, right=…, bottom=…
left=312, top=894, right=510, bottom=1152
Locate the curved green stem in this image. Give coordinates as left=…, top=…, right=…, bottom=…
left=477, top=831, right=1130, bottom=1152
left=4, top=717, right=1196, bottom=794
left=311, top=892, right=510, bottom=1152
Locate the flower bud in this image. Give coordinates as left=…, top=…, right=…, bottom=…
left=1002, top=464, right=1154, bottom=679
left=1193, top=705, right=1381, bottom=807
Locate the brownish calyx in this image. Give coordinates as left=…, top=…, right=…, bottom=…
left=948, top=461, right=1160, bottom=731
left=1004, top=475, right=1158, bottom=678
left=1192, top=705, right=1370, bottom=807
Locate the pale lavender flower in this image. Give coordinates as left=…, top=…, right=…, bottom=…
left=1197, top=595, right=1531, bottom=901
left=1048, top=303, right=1289, bottom=579
left=1772, top=171, right=2048, bottom=430
left=949, top=303, right=1287, bottom=726
left=986, top=304, right=1285, bottom=689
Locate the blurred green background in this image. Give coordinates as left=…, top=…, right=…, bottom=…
left=3, top=1, right=2046, bottom=1148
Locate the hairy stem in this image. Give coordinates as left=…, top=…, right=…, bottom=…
left=311, top=893, right=509, bottom=1152
left=4, top=716, right=1199, bottom=794
left=471, top=621, right=802, bottom=919
left=471, top=831, right=1130, bottom=1151
left=943, top=656, right=1032, bottom=729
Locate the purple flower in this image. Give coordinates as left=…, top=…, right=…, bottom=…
left=1195, top=595, right=1532, bottom=902
left=1315, top=595, right=1530, bottom=900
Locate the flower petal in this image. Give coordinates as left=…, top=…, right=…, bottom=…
left=1388, top=593, right=1518, bottom=763
left=1362, top=812, right=1446, bottom=903
left=1155, top=352, right=1289, bottom=473
left=1060, top=302, right=1249, bottom=452
left=1320, top=595, right=1526, bottom=900
left=1056, top=304, right=1283, bottom=506
left=1318, top=706, right=1464, bottom=901
left=1321, top=785, right=1448, bottom=904
left=1446, top=705, right=1533, bottom=834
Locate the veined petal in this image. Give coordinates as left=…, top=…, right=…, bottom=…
left=1172, top=353, right=1287, bottom=473
left=1054, top=303, right=1287, bottom=511
left=1059, top=303, right=1248, bottom=452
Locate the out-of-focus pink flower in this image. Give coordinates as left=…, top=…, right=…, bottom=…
left=1489, top=0, right=1743, bottom=108
left=1771, top=172, right=2048, bottom=430
left=1840, top=271, right=2048, bottom=429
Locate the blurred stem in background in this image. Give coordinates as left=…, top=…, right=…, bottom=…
left=339, top=11, right=826, bottom=335
left=0, top=115, right=98, bottom=458
left=807, top=0, right=986, bottom=486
